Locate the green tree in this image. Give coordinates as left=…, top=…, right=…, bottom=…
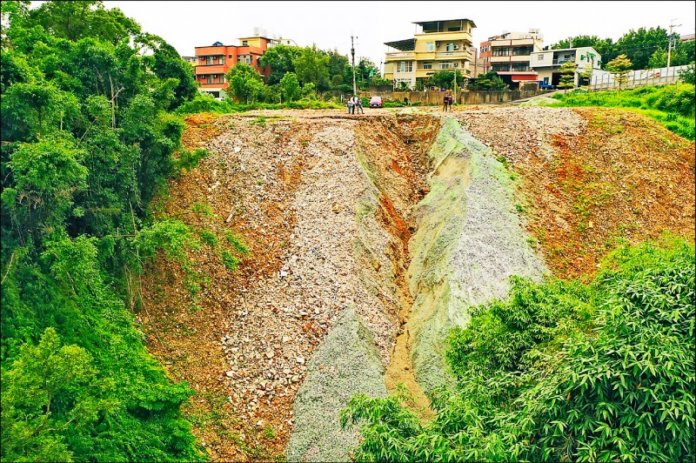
left=558, top=60, right=578, bottom=90
left=357, top=57, right=380, bottom=89
left=648, top=48, right=668, bottom=68
left=607, top=54, right=632, bottom=88
left=24, top=1, right=141, bottom=43
left=429, top=69, right=465, bottom=89
left=468, top=70, right=506, bottom=90
left=293, top=45, right=330, bottom=91
left=614, top=27, right=669, bottom=70
left=1, top=2, right=203, bottom=461
left=326, top=49, right=350, bottom=88
left=258, top=44, right=301, bottom=85
left=279, top=71, right=301, bottom=102
left=1, top=328, right=104, bottom=463
left=139, top=33, right=197, bottom=110
left=226, top=62, right=264, bottom=103
left=3, top=138, right=87, bottom=240
left=679, top=62, right=695, bottom=84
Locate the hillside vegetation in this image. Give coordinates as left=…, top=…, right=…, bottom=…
left=342, top=237, right=695, bottom=462
left=551, top=84, right=695, bottom=139
left=1, top=1, right=204, bottom=461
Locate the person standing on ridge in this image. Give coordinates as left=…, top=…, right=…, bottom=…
left=347, top=95, right=355, bottom=114
left=356, top=96, right=364, bottom=114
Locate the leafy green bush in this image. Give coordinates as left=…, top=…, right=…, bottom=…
left=175, top=96, right=342, bottom=115
left=174, top=94, right=234, bottom=115
left=342, top=236, right=695, bottom=462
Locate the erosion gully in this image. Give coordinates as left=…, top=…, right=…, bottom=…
left=355, top=115, right=441, bottom=421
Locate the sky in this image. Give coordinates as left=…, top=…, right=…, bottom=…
left=102, top=1, right=695, bottom=70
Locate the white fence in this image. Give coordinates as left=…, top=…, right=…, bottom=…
left=590, top=65, right=689, bottom=90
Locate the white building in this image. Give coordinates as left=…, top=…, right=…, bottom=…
left=530, top=47, right=602, bottom=87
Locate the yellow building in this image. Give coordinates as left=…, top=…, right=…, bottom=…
left=383, top=18, right=476, bottom=89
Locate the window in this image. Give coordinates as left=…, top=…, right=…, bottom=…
left=423, top=62, right=432, bottom=70
left=446, top=42, right=455, bottom=52
left=492, top=47, right=510, bottom=57
left=512, top=47, right=533, bottom=56
left=219, top=56, right=225, bottom=64
left=440, top=62, right=451, bottom=69
left=242, top=40, right=248, bottom=46
left=426, top=42, right=435, bottom=52
left=207, top=75, right=213, bottom=84
left=220, top=75, right=225, bottom=83
left=538, top=54, right=544, bottom=60
left=511, top=63, right=530, bottom=71
left=206, top=56, right=213, bottom=65
left=398, top=61, right=413, bottom=72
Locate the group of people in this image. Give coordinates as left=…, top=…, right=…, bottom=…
left=442, top=91, right=454, bottom=112
left=347, top=96, right=364, bottom=114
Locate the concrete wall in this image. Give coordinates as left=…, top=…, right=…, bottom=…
left=590, top=65, right=689, bottom=89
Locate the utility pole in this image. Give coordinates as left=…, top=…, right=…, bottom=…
left=351, top=35, right=358, bottom=96
left=667, top=19, right=682, bottom=69
left=452, top=68, right=457, bottom=104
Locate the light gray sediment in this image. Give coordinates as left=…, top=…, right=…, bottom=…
left=408, top=117, right=547, bottom=394
left=286, top=309, right=386, bottom=462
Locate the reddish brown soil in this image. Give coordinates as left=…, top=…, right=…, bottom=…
left=139, top=114, right=316, bottom=461
left=515, top=108, right=695, bottom=279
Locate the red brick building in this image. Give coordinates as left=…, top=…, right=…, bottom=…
left=195, top=36, right=277, bottom=98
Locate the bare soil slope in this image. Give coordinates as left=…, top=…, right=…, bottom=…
left=138, top=107, right=695, bottom=461
left=457, top=107, right=695, bottom=279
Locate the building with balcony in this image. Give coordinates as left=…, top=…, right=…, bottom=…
left=194, top=35, right=283, bottom=98
left=530, top=47, right=602, bottom=87
left=478, top=30, right=543, bottom=87
left=383, top=18, right=476, bottom=90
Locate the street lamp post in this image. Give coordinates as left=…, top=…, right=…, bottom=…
left=351, top=35, right=358, bottom=96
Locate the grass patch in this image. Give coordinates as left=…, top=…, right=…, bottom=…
left=225, top=232, right=249, bottom=254
left=552, top=84, right=695, bottom=140
left=221, top=250, right=240, bottom=271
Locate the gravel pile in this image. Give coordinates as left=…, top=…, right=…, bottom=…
left=286, top=309, right=386, bottom=462
left=455, top=107, right=586, bottom=163
left=217, top=121, right=394, bottom=416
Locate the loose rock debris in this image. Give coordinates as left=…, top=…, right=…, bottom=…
left=139, top=107, right=695, bottom=461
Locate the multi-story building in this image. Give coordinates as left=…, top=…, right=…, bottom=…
left=529, top=47, right=602, bottom=87
left=383, top=18, right=476, bottom=89
left=480, top=30, right=543, bottom=73
left=478, top=30, right=544, bottom=87
left=469, top=46, right=485, bottom=77
left=194, top=35, right=281, bottom=98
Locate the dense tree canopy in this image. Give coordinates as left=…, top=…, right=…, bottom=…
left=1, top=1, right=203, bottom=461
left=551, top=27, right=695, bottom=70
